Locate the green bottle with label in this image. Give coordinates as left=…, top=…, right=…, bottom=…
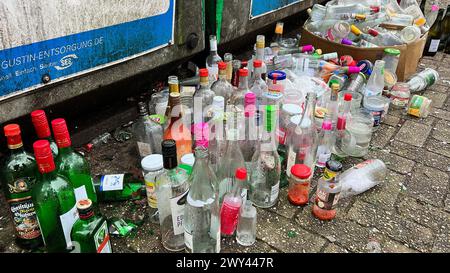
left=31, top=140, right=78, bottom=253
left=93, top=173, right=145, bottom=202
left=71, top=199, right=113, bottom=253
left=423, top=8, right=444, bottom=56
left=1, top=124, right=43, bottom=250
left=51, top=118, right=98, bottom=205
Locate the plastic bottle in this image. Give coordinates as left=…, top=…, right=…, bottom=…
left=236, top=201, right=257, bottom=246
left=407, top=68, right=440, bottom=92
left=363, top=60, right=385, bottom=97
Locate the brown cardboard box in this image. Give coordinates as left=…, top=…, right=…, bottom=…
left=299, top=27, right=428, bottom=81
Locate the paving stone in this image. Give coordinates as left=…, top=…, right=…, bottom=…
left=430, top=108, right=450, bottom=121
left=395, top=120, right=433, bottom=147
left=364, top=148, right=415, bottom=175
left=422, top=90, right=448, bottom=109
left=396, top=194, right=450, bottom=233
left=322, top=243, right=350, bottom=253
left=425, top=83, right=449, bottom=94
left=425, top=138, right=450, bottom=158
left=347, top=201, right=435, bottom=252
left=370, top=125, right=397, bottom=148
left=432, top=232, right=450, bottom=253
left=381, top=114, right=401, bottom=127
left=446, top=195, right=450, bottom=213
left=256, top=209, right=326, bottom=253
left=431, top=119, right=450, bottom=143
left=268, top=187, right=302, bottom=219
left=360, top=171, right=405, bottom=209
left=389, top=108, right=436, bottom=126
left=388, top=140, right=450, bottom=172
left=221, top=238, right=277, bottom=253
left=380, top=238, right=419, bottom=253
left=407, top=164, right=449, bottom=207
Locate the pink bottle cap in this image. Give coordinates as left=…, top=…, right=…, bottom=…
left=193, top=123, right=209, bottom=148
left=322, top=120, right=332, bottom=131
left=431, top=5, right=439, bottom=12
left=245, top=92, right=257, bottom=117
left=347, top=66, right=361, bottom=74
left=301, top=45, right=314, bottom=52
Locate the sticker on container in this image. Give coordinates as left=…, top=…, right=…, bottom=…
left=145, top=180, right=158, bottom=209
left=94, top=221, right=112, bottom=253
left=286, top=149, right=296, bottom=177
left=60, top=205, right=79, bottom=249
left=74, top=185, right=88, bottom=202
left=429, top=39, right=440, bottom=53
left=170, top=190, right=189, bottom=236
left=8, top=196, right=41, bottom=240
left=100, top=174, right=124, bottom=191
left=270, top=182, right=280, bottom=202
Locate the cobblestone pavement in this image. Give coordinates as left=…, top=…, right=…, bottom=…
left=1, top=55, right=450, bottom=254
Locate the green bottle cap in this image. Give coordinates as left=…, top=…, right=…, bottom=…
left=265, top=105, right=277, bottom=132
left=384, top=48, right=401, bottom=56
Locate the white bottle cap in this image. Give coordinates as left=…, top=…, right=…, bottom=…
left=181, top=153, right=195, bottom=167
left=141, top=154, right=163, bottom=172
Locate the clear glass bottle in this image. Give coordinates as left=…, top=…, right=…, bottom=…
left=184, top=147, right=220, bottom=253
left=193, top=69, right=216, bottom=125
left=363, top=60, right=385, bottom=98
left=239, top=92, right=258, bottom=164
left=316, top=117, right=333, bottom=168
left=206, top=35, right=223, bottom=83
left=333, top=93, right=353, bottom=157
left=133, top=102, right=163, bottom=157
left=248, top=35, right=268, bottom=81
left=270, top=21, right=284, bottom=54
left=250, top=60, right=268, bottom=107
left=141, top=154, right=164, bottom=224
left=31, top=110, right=58, bottom=158
left=229, top=69, right=250, bottom=112
left=221, top=168, right=246, bottom=236
left=236, top=200, right=257, bottom=246
left=249, top=105, right=281, bottom=208
left=286, top=92, right=318, bottom=178
left=157, top=140, right=189, bottom=252
left=209, top=96, right=227, bottom=170
left=224, top=53, right=234, bottom=83
left=211, top=62, right=233, bottom=103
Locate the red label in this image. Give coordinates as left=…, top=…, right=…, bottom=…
left=337, top=116, right=346, bottom=130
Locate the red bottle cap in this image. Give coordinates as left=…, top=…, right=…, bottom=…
left=4, top=124, right=23, bottom=149
left=291, top=164, right=312, bottom=179
left=370, top=6, right=380, bottom=13
left=4, top=124, right=20, bottom=136
left=368, top=29, right=379, bottom=37
left=239, top=68, right=248, bottom=77
left=218, top=62, right=227, bottom=70
left=51, top=118, right=72, bottom=148
left=33, top=140, right=56, bottom=173
left=344, top=93, right=353, bottom=101
left=199, top=68, right=209, bottom=77
left=31, top=110, right=51, bottom=139
left=241, top=60, right=248, bottom=67
left=253, top=59, right=262, bottom=68
left=235, top=168, right=247, bottom=180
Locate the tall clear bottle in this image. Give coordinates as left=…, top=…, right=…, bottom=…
left=194, top=69, right=216, bottom=125
left=206, top=35, right=223, bottom=83
left=249, top=105, right=281, bottom=208
left=286, top=92, right=318, bottom=178
left=250, top=60, right=269, bottom=107
left=208, top=96, right=227, bottom=170
left=248, top=35, right=268, bottom=81
left=315, top=117, right=333, bottom=168
left=157, top=140, right=189, bottom=251
left=211, top=62, right=233, bottom=103
left=239, top=92, right=258, bottom=164
left=229, top=69, right=250, bottom=112
left=333, top=93, right=353, bottom=157
left=132, top=102, right=163, bottom=157
left=363, top=60, right=385, bottom=98
left=31, top=110, right=58, bottom=158
left=184, top=147, right=220, bottom=253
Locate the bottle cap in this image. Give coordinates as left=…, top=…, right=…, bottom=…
left=325, top=160, right=343, bottom=173
left=384, top=48, right=401, bottom=56
left=4, top=124, right=23, bottom=149
left=347, top=66, right=361, bottom=74
left=350, top=25, right=362, bottom=36
left=291, top=164, right=312, bottom=180
left=253, top=59, right=263, bottom=68
left=315, top=48, right=323, bottom=55
left=33, top=140, right=56, bottom=173
left=323, top=52, right=338, bottom=60
left=161, top=139, right=177, bottom=169
left=368, top=28, right=379, bottom=37
left=218, top=62, right=227, bottom=70
left=301, top=45, right=314, bottom=52
left=341, top=38, right=353, bottom=46
left=370, top=6, right=381, bottom=13
left=235, top=168, right=247, bottom=180
left=344, top=93, right=353, bottom=101
left=414, top=17, right=426, bottom=27
left=4, top=124, right=20, bottom=136
left=267, top=70, right=287, bottom=80
left=51, top=118, right=72, bottom=148
left=77, top=199, right=94, bottom=219
left=239, top=68, right=248, bottom=77
left=31, top=110, right=52, bottom=139
left=245, top=92, right=256, bottom=104
left=181, top=153, right=195, bottom=167
left=431, top=5, right=439, bottom=12
left=141, top=154, right=164, bottom=172
left=322, top=120, right=332, bottom=130
left=199, top=68, right=209, bottom=77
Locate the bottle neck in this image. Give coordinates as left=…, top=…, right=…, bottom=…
left=301, top=96, right=316, bottom=128
left=78, top=209, right=96, bottom=221
left=200, top=76, right=209, bottom=89
left=230, top=180, right=243, bottom=197
left=41, top=170, right=58, bottom=180
left=210, top=39, right=218, bottom=55
left=256, top=47, right=265, bottom=60
left=58, top=146, right=74, bottom=155
left=218, top=69, right=227, bottom=80
left=238, top=75, right=249, bottom=91
left=253, top=68, right=262, bottom=81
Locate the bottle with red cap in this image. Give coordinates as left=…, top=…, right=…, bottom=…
left=287, top=164, right=312, bottom=206
left=333, top=93, right=353, bottom=157
left=229, top=68, right=250, bottom=114
left=211, top=61, right=233, bottom=103
left=193, top=68, right=216, bottom=125
left=315, top=116, right=333, bottom=168
left=51, top=118, right=97, bottom=206
left=239, top=92, right=258, bottom=164
left=31, top=139, right=77, bottom=252
left=31, top=110, right=58, bottom=158
left=250, top=59, right=268, bottom=105
left=1, top=124, right=43, bottom=250
left=220, top=167, right=247, bottom=237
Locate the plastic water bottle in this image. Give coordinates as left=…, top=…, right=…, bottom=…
left=407, top=68, right=440, bottom=92
left=339, top=159, right=387, bottom=199
left=363, top=60, right=385, bottom=97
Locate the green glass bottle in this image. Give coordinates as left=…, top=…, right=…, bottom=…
left=439, top=6, right=450, bottom=51
left=31, top=110, right=58, bottom=158
left=423, top=8, right=444, bottom=56
left=31, top=140, right=78, bottom=253
left=1, top=124, right=43, bottom=250
left=51, top=118, right=97, bottom=205
left=71, top=199, right=113, bottom=253
left=93, top=173, right=145, bottom=202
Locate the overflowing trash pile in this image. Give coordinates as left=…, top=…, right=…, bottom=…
left=0, top=0, right=442, bottom=254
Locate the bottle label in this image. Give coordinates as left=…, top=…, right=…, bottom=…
left=207, top=65, right=219, bottom=81
left=407, top=95, right=428, bottom=117
left=170, top=190, right=189, bottom=236
left=145, top=180, right=159, bottom=209
left=137, top=142, right=152, bottom=158
left=100, top=174, right=124, bottom=191
left=286, top=149, right=296, bottom=177
left=74, top=185, right=88, bottom=202
left=94, top=221, right=112, bottom=253
left=276, top=128, right=286, bottom=145
left=368, top=110, right=384, bottom=127
left=220, top=200, right=241, bottom=235
left=59, top=205, right=79, bottom=249
left=429, top=39, right=440, bottom=53
left=270, top=182, right=280, bottom=202
left=8, top=196, right=41, bottom=240
left=316, top=188, right=340, bottom=210
left=317, top=149, right=332, bottom=168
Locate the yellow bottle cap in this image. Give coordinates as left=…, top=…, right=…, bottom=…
left=350, top=25, right=362, bottom=36
left=355, top=14, right=366, bottom=21
left=315, top=49, right=323, bottom=55
left=275, top=22, right=284, bottom=35
left=414, top=17, right=426, bottom=27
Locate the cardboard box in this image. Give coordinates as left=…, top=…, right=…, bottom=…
left=299, top=27, right=428, bottom=81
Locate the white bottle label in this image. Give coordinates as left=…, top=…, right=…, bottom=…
left=94, top=221, right=112, bottom=253
left=207, top=65, right=219, bottom=81
left=74, top=185, right=88, bottom=202
left=270, top=182, right=280, bottom=202
left=137, top=142, right=152, bottom=158
left=59, top=205, right=79, bottom=249
left=429, top=39, right=440, bottom=53
left=170, top=190, right=188, bottom=236
left=210, top=40, right=218, bottom=51
left=100, top=174, right=124, bottom=191
left=286, top=149, right=297, bottom=177
left=184, top=230, right=193, bottom=250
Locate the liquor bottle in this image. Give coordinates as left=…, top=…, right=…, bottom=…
left=224, top=53, right=234, bottom=83
left=423, top=8, right=444, bottom=56
left=270, top=21, right=284, bottom=54
left=249, top=60, right=269, bottom=107
left=169, top=75, right=180, bottom=94
left=333, top=93, right=353, bottom=157
left=216, top=129, right=246, bottom=203
left=206, top=35, right=223, bottom=83
left=211, top=62, right=233, bottom=103
left=31, top=110, right=58, bottom=158
left=312, top=160, right=343, bottom=221
left=92, top=173, right=145, bottom=202
left=1, top=124, right=43, bottom=249
left=157, top=140, right=189, bottom=251
left=315, top=117, right=333, bottom=168
left=286, top=92, right=318, bottom=178
left=31, top=140, right=78, bottom=253
left=363, top=60, right=385, bottom=98
left=208, top=96, right=226, bottom=170
left=229, top=69, right=250, bottom=113
left=71, top=199, right=112, bottom=253
left=248, top=35, right=268, bottom=81
left=239, top=92, right=258, bottom=164
left=184, top=147, right=220, bottom=253
left=236, top=200, right=257, bottom=246
left=249, top=105, right=281, bottom=208
left=440, top=6, right=450, bottom=51
left=193, top=68, right=216, bottom=125
left=220, top=168, right=246, bottom=236
left=51, top=118, right=97, bottom=205
left=163, top=92, right=193, bottom=162
left=132, top=102, right=163, bottom=158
